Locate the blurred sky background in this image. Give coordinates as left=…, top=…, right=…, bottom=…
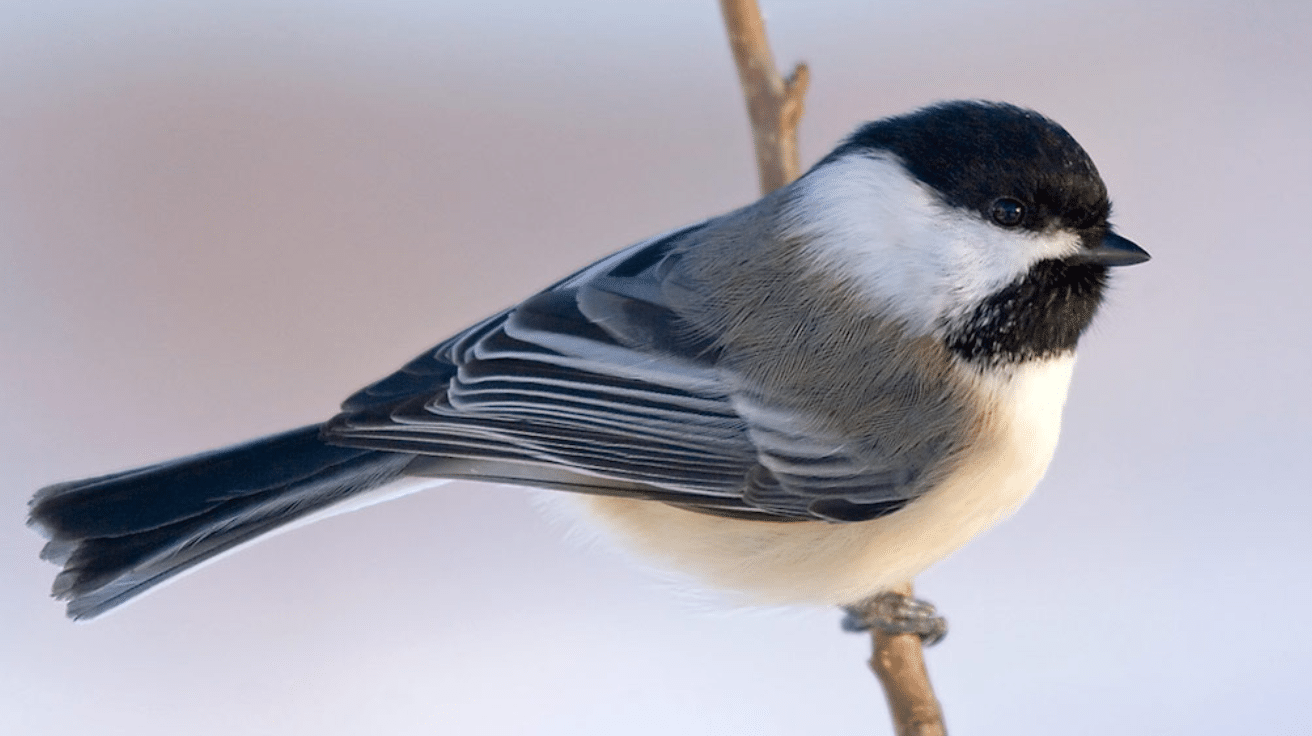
left=2, top=1, right=1309, bottom=734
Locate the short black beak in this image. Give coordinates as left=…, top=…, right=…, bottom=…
left=1079, top=232, right=1151, bottom=267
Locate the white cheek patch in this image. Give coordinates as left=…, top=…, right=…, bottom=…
left=782, top=154, right=1083, bottom=333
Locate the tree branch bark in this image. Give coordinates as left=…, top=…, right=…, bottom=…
left=866, top=584, right=948, bottom=736
left=716, top=3, right=947, bottom=734
left=718, top=0, right=809, bottom=194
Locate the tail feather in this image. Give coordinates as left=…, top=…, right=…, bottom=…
left=29, top=425, right=414, bottom=620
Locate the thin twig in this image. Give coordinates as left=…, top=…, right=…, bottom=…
left=718, top=0, right=810, bottom=194
left=866, top=584, right=948, bottom=736
left=716, top=3, right=947, bottom=733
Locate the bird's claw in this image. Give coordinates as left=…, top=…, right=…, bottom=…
left=842, top=591, right=948, bottom=646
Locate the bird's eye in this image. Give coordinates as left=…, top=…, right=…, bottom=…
left=990, top=198, right=1026, bottom=227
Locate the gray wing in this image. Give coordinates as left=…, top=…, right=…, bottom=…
left=325, top=224, right=923, bottom=522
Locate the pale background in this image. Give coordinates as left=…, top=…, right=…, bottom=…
left=2, top=1, right=1309, bottom=734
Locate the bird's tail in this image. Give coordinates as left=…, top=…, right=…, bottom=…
left=28, top=425, right=414, bottom=620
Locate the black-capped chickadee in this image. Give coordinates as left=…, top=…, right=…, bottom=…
left=30, top=100, right=1149, bottom=621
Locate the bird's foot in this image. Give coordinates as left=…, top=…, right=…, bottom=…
left=842, top=591, right=948, bottom=646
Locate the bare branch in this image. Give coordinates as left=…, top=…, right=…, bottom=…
left=866, top=584, right=948, bottom=736
left=718, top=0, right=810, bottom=194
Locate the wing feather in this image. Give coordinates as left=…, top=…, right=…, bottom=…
left=325, top=223, right=934, bottom=521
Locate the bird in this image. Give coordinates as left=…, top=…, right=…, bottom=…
left=29, top=100, right=1149, bottom=623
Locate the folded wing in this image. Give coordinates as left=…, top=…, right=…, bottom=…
left=326, top=224, right=929, bottom=522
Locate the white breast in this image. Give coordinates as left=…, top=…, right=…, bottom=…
left=562, top=354, right=1077, bottom=606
